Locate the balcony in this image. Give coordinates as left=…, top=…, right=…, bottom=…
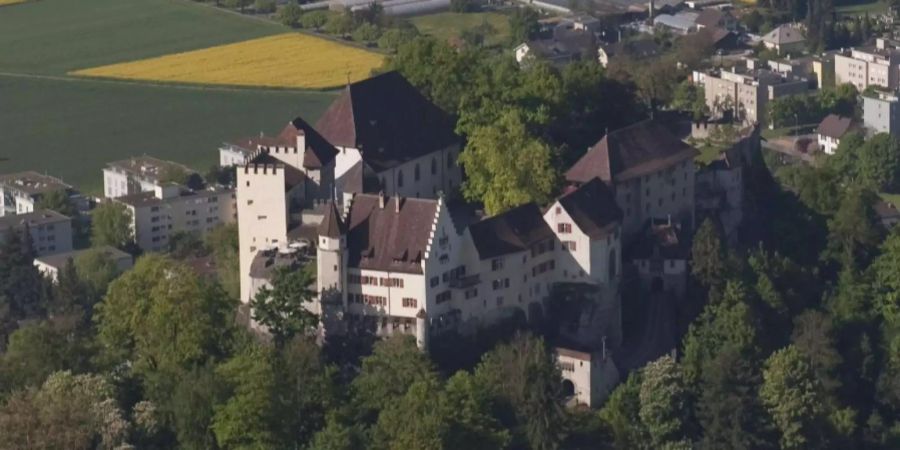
left=449, top=274, right=480, bottom=289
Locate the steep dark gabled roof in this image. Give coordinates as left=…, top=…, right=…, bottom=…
left=315, top=71, right=460, bottom=173
left=695, top=9, right=725, bottom=28
left=565, top=120, right=697, bottom=184
left=558, top=178, right=622, bottom=239
left=345, top=194, right=439, bottom=274
left=318, top=202, right=346, bottom=238
left=335, top=160, right=383, bottom=195
left=258, top=118, right=338, bottom=170
left=468, top=203, right=554, bottom=260
left=817, top=114, right=854, bottom=139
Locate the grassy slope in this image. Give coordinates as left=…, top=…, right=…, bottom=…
left=835, top=0, right=888, bottom=16
left=410, top=12, right=511, bottom=47
left=0, top=0, right=336, bottom=194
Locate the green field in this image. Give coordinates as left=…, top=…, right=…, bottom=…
left=410, top=12, right=511, bottom=47
left=0, top=0, right=336, bottom=194
left=835, top=0, right=888, bottom=16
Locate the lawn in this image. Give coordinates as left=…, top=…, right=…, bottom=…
left=73, top=33, right=385, bottom=89
left=0, top=75, right=335, bottom=195
left=410, top=12, right=511, bottom=47
left=835, top=0, right=888, bottom=16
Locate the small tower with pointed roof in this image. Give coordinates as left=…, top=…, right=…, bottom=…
left=317, top=201, right=347, bottom=310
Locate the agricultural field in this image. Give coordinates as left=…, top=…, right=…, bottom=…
left=410, top=12, right=512, bottom=47
left=73, top=33, right=386, bottom=89
left=0, top=0, right=344, bottom=192
left=0, top=0, right=28, bottom=6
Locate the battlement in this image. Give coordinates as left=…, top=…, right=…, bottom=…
left=242, top=163, right=286, bottom=175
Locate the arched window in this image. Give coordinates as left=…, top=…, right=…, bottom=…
left=414, top=163, right=420, bottom=181
left=397, top=170, right=404, bottom=188
left=608, top=249, right=617, bottom=281
left=431, top=157, right=437, bottom=175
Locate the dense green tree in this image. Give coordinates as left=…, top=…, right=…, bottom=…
left=374, top=376, right=449, bottom=450
left=598, top=372, right=646, bottom=449
left=508, top=7, right=539, bottom=43
left=823, top=187, right=881, bottom=269
left=324, top=9, right=355, bottom=36
left=212, top=343, right=284, bottom=449
left=279, top=336, right=338, bottom=445
left=277, top=3, right=303, bottom=27
left=170, top=363, right=224, bottom=450
left=639, top=355, right=692, bottom=449
left=0, top=371, right=130, bottom=450
left=858, top=133, right=900, bottom=192
left=352, top=22, right=382, bottom=43
left=250, top=264, right=317, bottom=347
left=309, top=414, right=367, bottom=450
left=691, top=218, right=727, bottom=289
left=73, top=247, right=121, bottom=299
left=458, top=108, right=559, bottom=215
left=301, top=10, right=329, bottom=30
left=35, top=189, right=76, bottom=217
left=352, top=335, right=437, bottom=419
left=671, top=79, right=709, bottom=121
left=443, top=371, right=511, bottom=449
left=254, top=0, right=276, bottom=13
left=0, top=227, right=46, bottom=320
left=474, top=333, right=565, bottom=450
left=791, top=310, right=843, bottom=394
left=90, top=200, right=133, bottom=249
left=377, top=26, right=420, bottom=52
left=0, top=320, right=92, bottom=393
left=760, top=345, right=829, bottom=450
left=95, top=255, right=236, bottom=377
left=206, top=223, right=240, bottom=299
left=390, top=36, right=478, bottom=113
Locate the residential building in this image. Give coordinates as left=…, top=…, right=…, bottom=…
left=0, top=171, right=82, bottom=217
left=627, top=218, right=689, bottom=297
left=812, top=53, right=837, bottom=89
left=0, top=209, right=72, bottom=256
left=103, top=156, right=196, bottom=199
left=515, top=28, right=599, bottom=67
left=694, top=8, right=736, bottom=31
left=695, top=60, right=809, bottom=125
left=817, top=114, right=856, bottom=155
left=653, top=11, right=699, bottom=34
left=834, top=39, right=900, bottom=91
left=34, top=246, right=133, bottom=281
left=598, top=39, right=661, bottom=68
left=565, top=120, right=697, bottom=238
left=863, top=90, right=900, bottom=135
left=115, top=185, right=236, bottom=252
left=219, top=139, right=256, bottom=167
left=761, top=24, right=806, bottom=55
left=556, top=345, right=620, bottom=408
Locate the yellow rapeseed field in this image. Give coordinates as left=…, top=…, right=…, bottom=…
left=71, top=33, right=386, bottom=89
left=0, top=0, right=30, bottom=6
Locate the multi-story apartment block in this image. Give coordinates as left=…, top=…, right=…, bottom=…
left=834, top=39, right=900, bottom=92
left=104, top=156, right=195, bottom=199
left=0, top=209, right=72, bottom=256
left=565, top=120, right=697, bottom=239
left=115, top=185, right=236, bottom=252
left=694, top=61, right=809, bottom=125
left=863, top=90, right=900, bottom=135
left=0, top=171, right=82, bottom=217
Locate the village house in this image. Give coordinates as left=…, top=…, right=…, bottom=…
left=817, top=114, right=856, bottom=155
left=34, top=245, right=133, bottom=281
left=694, top=8, right=737, bottom=31
left=761, top=24, right=806, bottom=55
left=514, top=27, right=599, bottom=67
left=0, top=209, right=72, bottom=256
left=598, top=38, right=661, bottom=68
left=564, top=120, right=697, bottom=239
left=0, top=171, right=83, bottom=217
left=103, top=156, right=198, bottom=199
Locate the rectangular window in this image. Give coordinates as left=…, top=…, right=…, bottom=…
left=430, top=276, right=439, bottom=287
left=492, top=258, right=504, bottom=271
left=557, top=223, right=572, bottom=234
left=565, top=241, right=576, bottom=251
left=465, top=288, right=478, bottom=299
left=436, top=291, right=451, bottom=304
left=402, top=298, right=418, bottom=308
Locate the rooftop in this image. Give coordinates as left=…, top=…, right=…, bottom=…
left=0, top=209, right=69, bottom=233
left=557, top=178, right=622, bottom=239
left=762, top=24, right=805, bottom=46
left=566, top=120, right=698, bottom=184
left=106, top=155, right=193, bottom=181
left=817, top=114, right=855, bottom=139
left=628, top=218, right=690, bottom=260
left=115, top=187, right=231, bottom=208
left=468, top=202, right=554, bottom=260
left=0, top=171, right=72, bottom=196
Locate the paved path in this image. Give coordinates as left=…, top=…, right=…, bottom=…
left=616, top=292, right=678, bottom=375
left=763, top=134, right=818, bottom=164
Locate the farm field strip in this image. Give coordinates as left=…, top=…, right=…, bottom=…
left=71, top=33, right=386, bottom=89
left=0, top=0, right=28, bottom=6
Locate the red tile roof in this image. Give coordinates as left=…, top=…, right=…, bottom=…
left=817, top=114, right=854, bottom=139
left=557, top=178, right=622, bottom=239
left=468, top=202, right=554, bottom=259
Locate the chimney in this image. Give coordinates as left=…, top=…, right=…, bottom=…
left=378, top=191, right=385, bottom=209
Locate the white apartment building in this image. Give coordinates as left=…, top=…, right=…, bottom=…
left=565, top=120, right=697, bottom=239
left=694, top=61, right=809, bottom=125
left=104, top=156, right=196, bottom=199
left=863, top=90, right=900, bottom=136
left=0, top=171, right=80, bottom=217
left=115, top=185, right=236, bottom=252
left=0, top=209, right=73, bottom=256
left=834, top=39, right=900, bottom=92
left=34, top=245, right=133, bottom=281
